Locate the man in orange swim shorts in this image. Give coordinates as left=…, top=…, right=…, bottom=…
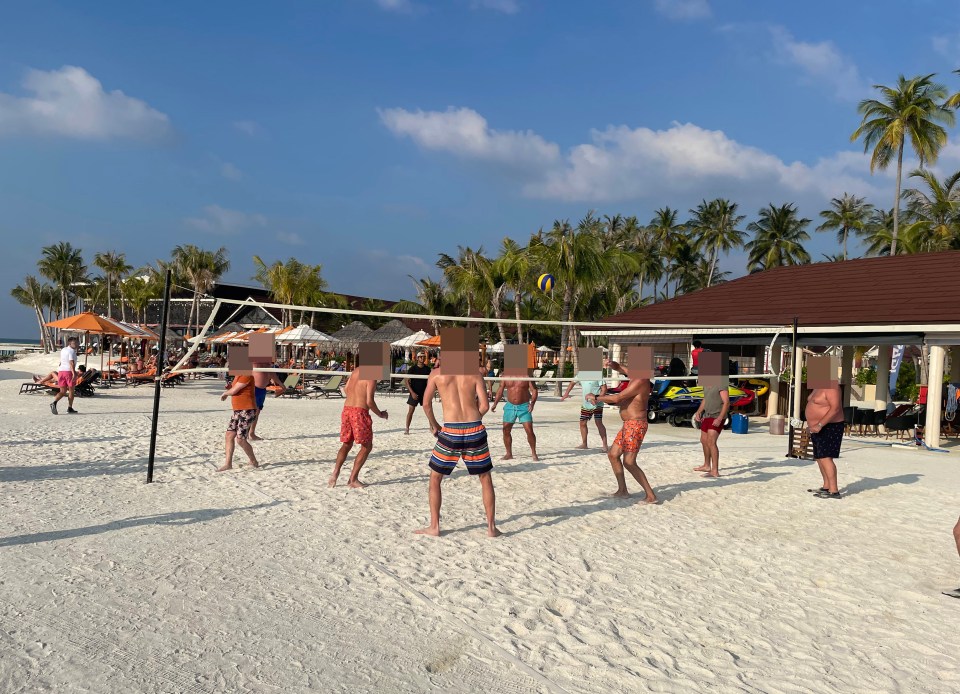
left=329, top=354, right=388, bottom=489
left=599, top=350, right=657, bottom=503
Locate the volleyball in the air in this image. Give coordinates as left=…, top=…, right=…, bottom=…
left=537, top=274, right=555, bottom=292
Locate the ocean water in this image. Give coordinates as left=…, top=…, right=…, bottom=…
left=0, top=339, right=40, bottom=345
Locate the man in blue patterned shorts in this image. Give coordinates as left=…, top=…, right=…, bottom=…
left=414, top=337, right=501, bottom=539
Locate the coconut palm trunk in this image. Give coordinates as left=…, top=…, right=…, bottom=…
left=514, top=287, right=524, bottom=344
left=556, top=286, right=573, bottom=395
left=892, top=143, right=903, bottom=255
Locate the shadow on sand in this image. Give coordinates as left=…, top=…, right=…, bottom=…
left=0, top=501, right=283, bottom=548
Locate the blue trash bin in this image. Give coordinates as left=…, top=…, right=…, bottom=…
left=731, top=413, right=749, bottom=434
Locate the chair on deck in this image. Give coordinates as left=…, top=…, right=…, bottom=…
left=126, top=368, right=157, bottom=386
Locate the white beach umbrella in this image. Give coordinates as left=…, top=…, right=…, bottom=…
left=276, top=324, right=333, bottom=343
left=391, top=330, right=432, bottom=348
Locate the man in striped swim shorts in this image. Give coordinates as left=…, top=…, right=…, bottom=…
left=414, top=331, right=501, bottom=539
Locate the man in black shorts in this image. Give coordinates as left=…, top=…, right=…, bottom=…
left=404, top=352, right=432, bottom=434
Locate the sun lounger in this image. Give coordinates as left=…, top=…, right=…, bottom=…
left=277, top=374, right=303, bottom=398
left=126, top=368, right=157, bottom=386
left=536, top=370, right=554, bottom=391
left=307, top=374, right=344, bottom=399
left=19, top=381, right=57, bottom=395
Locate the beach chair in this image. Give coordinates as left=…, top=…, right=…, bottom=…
left=310, top=374, right=344, bottom=399
left=126, top=367, right=157, bottom=387
left=74, top=369, right=100, bottom=397
left=19, top=381, right=57, bottom=395
left=537, top=370, right=554, bottom=391
left=277, top=374, right=303, bottom=398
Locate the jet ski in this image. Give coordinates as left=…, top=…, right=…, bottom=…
left=648, top=381, right=753, bottom=426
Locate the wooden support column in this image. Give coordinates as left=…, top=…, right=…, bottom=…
left=875, top=344, right=892, bottom=411
left=792, top=346, right=803, bottom=420
left=924, top=345, right=946, bottom=448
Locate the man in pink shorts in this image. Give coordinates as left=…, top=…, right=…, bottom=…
left=51, top=336, right=79, bottom=415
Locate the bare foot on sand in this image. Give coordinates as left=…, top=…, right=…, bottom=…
left=601, top=447, right=609, bottom=453
left=328, top=476, right=338, bottom=488
left=347, top=480, right=368, bottom=490
left=693, top=465, right=710, bottom=472
left=639, top=495, right=659, bottom=505
left=575, top=444, right=588, bottom=449
left=248, top=461, right=260, bottom=469
left=216, top=463, right=232, bottom=472
left=501, top=454, right=513, bottom=461
left=702, top=472, right=719, bottom=478
left=611, top=489, right=630, bottom=498
left=414, top=526, right=440, bottom=537
left=404, top=430, right=410, bottom=435
left=531, top=454, right=540, bottom=461
left=488, top=527, right=502, bottom=538
left=249, top=435, right=263, bottom=441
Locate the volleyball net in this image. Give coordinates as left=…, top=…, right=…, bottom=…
left=168, top=296, right=794, bottom=384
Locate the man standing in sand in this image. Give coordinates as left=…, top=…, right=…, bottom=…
left=945, top=518, right=960, bottom=598
left=219, top=372, right=260, bottom=472
left=415, top=328, right=500, bottom=538
left=491, top=374, right=539, bottom=461
left=329, top=356, right=388, bottom=489
left=404, top=352, right=432, bottom=435
left=561, top=378, right=609, bottom=452
left=248, top=358, right=284, bottom=441
left=692, top=352, right=730, bottom=478
left=598, top=351, right=657, bottom=503
left=51, top=336, right=79, bottom=415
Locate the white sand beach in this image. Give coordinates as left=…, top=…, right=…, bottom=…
left=2, top=352, right=959, bottom=693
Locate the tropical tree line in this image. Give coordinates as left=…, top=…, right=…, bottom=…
left=12, top=244, right=231, bottom=351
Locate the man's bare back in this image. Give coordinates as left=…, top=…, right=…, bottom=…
left=427, top=372, right=487, bottom=425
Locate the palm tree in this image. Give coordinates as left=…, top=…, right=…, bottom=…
left=745, top=204, right=812, bottom=272
left=668, top=239, right=704, bottom=295
left=649, top=207, right=683, bottom=299
left=687, top=199, right=745, bottom=286
left=253, top=256, right=328, bottom=327
left=861, top=208, right=899, bottom=256
left=173, top=245, right=229, bottom=337
left=393, top=277, right=458, bottom=336
left=851, top=74, right=954, bottom=255
left=821, top=253, right=846, bottom=262
left=816, top=194, right=874, bottom=260
left=122, top=276, right=157, bottom=324
left=620, top=216, right=659, bottom=304
left=37, top=242, right=86, bottom=319
left=11, top=276, right=55, bottom=351
left=531, top=213, right=611, bottom=391
left=93, top=251, right=133, bottom=320
left=900, top=168, right=960, bottom=252
left=494, top=238, right=532, bottom=343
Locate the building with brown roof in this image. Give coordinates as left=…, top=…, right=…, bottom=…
left=588, top=251, right=960, bottom=447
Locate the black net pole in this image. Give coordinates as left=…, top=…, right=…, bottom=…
left=146, top=270, right=172, bottom=483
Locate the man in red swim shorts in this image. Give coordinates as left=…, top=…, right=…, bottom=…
left=329, top=350, right=388, bottom=489
left=598, top=348, right=657, bottom=503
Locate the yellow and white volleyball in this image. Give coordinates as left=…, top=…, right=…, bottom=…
left=537, top=274, right=555, bottom=292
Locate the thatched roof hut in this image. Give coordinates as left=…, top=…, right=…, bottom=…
left=330, top=321, right=375, bottom=349
left=368, top=319, right=414, bottom=345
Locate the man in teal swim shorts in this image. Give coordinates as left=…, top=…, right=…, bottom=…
left=491, top=374, right=539, bottom=461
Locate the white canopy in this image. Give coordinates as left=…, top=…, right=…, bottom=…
left=276, top=324, right=333, bottom=343
left=391, top=330, right=433, bottom=348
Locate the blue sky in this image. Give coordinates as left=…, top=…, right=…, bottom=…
left=3, top=0, right=960, bottom=339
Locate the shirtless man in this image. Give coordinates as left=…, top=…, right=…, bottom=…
left=415, top=342, right=500, bottom=538
left=804, top=356, right=845, bottom=499
left=598, top=356, right=657, bottom=503
left=248, top=358, right=284, bottom=441
left=491, top=374, right=539, bottom=461
left=946, top=518, right=960, bottom=599
left=329, top=365, right=388, bottom=489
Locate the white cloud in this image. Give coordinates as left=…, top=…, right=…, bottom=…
left=380, top=105, right=886, bottom=210
left=233, top=120, right=259, bottom=136
left=276, top=231, right=304, bottom=245
left=376, top=0, right=414, bottom=11
left=470, top=0, right=520, bottom=13
left=933, top=32, right=960, bottom=64
left=378, top=106, right=560, bottom=170
left=769, top=26, right=868, bottom=101
left=185, top=205, right=267, bottom=234
left=653, top=0, right=710, bottom=20
left=0, top=65, right=171, bottom=141
left=220, top=162, right=242, bottom=180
